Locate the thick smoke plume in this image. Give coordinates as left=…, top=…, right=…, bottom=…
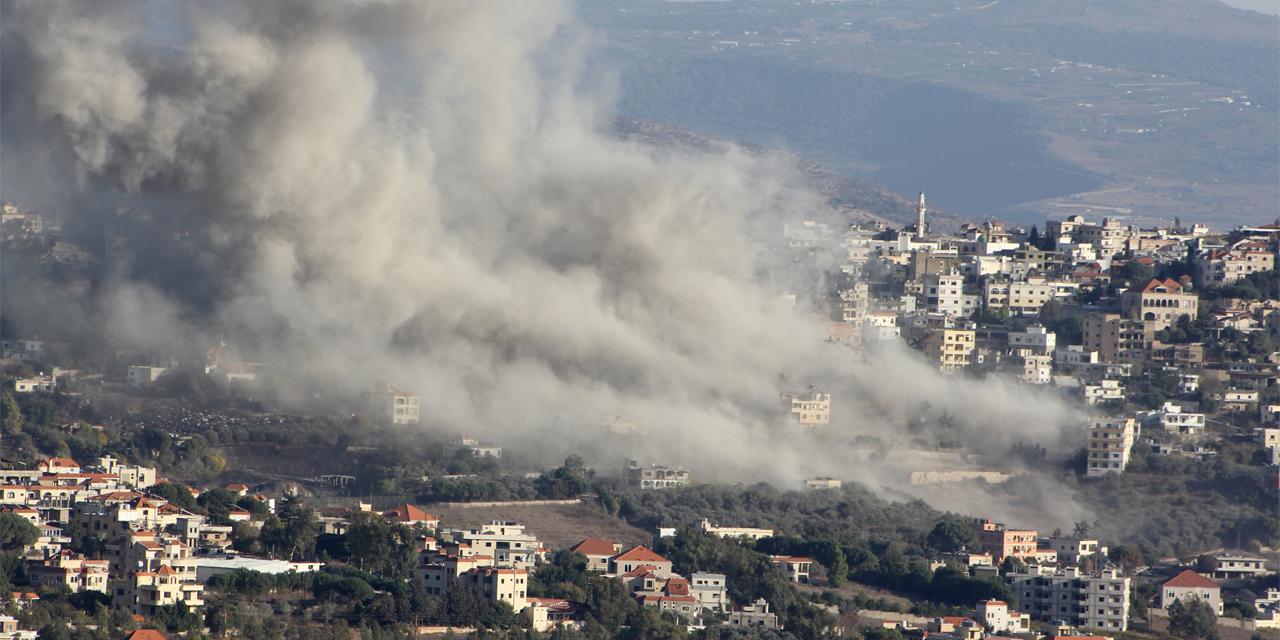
left=2, top=0, right=1086, bottom=528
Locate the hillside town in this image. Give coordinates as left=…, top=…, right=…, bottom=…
left=1, top=193, right=1278, bottom=639
left=782, top=197, right=1280, bottom=483
left=0, top=449, right=1274, bottom=638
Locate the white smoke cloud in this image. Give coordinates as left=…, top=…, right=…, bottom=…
left=2, top=0, right=1090, bottom=527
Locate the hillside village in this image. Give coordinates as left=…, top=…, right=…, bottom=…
left=1, top=195, right=1279, bottom=639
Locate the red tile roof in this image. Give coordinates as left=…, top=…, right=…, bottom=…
left=382, top=504, right=436, bottom=523
left=620, top=566, right=659, bottom=578
left=612, top=545, right=669, bottom=564
left=1127, top=277, right=1183, bottom=295
left=127, top=630, right=168, bottom=640
left=1163, top=570, right=1219, bottom=589
left=571, top=537, right=618, bottom=556
left=37, top=458, right=80, bottom=470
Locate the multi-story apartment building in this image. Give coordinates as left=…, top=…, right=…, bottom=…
left=863, top=312, right=901, bottom=345
left=923, top=329, right=975, bottom=373
left=1077, top=218, right=1134, bottom=256
left=457, top=567, right=528, bottom=612
left=689, top=572, right=729, bottom=612
left=113, top=565, right=205, bottom=619
left=971, top=519, right=1038, bottom=563
left=1083, top=314, right=1157, bottom=363
left=1087, top=418, right=1136, bottom=477
left=781, top=390, right=830, bottom=427
left=983, top=279, right=1078, bottom=317
left=1119, top=278, right=1198, bottom=329
left=1083, top=379, right=1125, bottom=405
left=1009, top=325, right=1057, bottom=355
left=1005, top=566, right=1130, bottom=631
left=924, top=274, right=979, bottom=318
left=451, top=521, right=548, bottom=569
left=1045, top=215, right=1085, bottom=246
left=106, top=531, right=200, bottom=583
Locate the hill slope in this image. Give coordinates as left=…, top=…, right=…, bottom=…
left=609, top=117, right=973, bottom=232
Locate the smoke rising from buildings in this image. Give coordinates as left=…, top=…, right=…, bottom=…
left=2, top=0, right=1088, bottom=527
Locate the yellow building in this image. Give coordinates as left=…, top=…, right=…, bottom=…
left=780, top=390, right=830, bottom=427
left=113, top=565, right=205, bottom=619
left=923, top=329, right=975, bottom=372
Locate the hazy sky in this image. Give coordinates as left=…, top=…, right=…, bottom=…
left=1220, top=0, right=1280, bottom=14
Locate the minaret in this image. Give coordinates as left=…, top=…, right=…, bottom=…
left=915, top=191, right=927, bottom=241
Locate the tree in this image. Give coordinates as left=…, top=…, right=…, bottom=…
left=1167, top=596, right=1221, bottom=640
left=865, top=627, right=907, bottom=640
left=535, top=459, right=591, bottom=500
left=1, top=394, right=22, bottom=435
left=198, top=488, right=239, bottom=516
left=0, top=513, right=38, bottom=551
left=1112, top=260, right=1154, bottom=286
left=1130, top=586, right=1149, bottom=620
left=1070, top=520, right=1099, bottom=539
left=441, top=583, right=484, bottom=627
left=998, top=555, right=1026, bottom=576
left=344, top=511, right=416, bottom=578
left=150, top=483, right=197, bottom=510
left=236, top=497, right=271, bottom=519
left=155, top=601, right=202, bottom=633
left=927, top=522, right=980, bottom=553
left=1195, top=554, right=1219, bottom=575
left=481, top=599, right=516, bottom=630
left=1037, top=299, right=1062, bottom=324
left=1109, top=545, right=1143, bottom=575
left=589, top=577, right=639, bottom=634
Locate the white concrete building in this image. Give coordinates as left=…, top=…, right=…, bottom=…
left=1009, top=325, right=1056, bottom=355
left=1160, top=570, right=1222, bottom=616
left=1136, top=403, right=1206, bottom=436
left=1083, top=379, right=1124, bottom=405
left=698, top=519, right=774, bottom=540
left=1086, top=418, right=1136, bottom=477
left=924, top=274, right=979, bottom=318
left=976, top=599, right=1031, bottom=634
left=1040, top=538, right=1106, bottom=564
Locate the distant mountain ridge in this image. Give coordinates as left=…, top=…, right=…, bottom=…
left=608, top=117, right=974, bottom=232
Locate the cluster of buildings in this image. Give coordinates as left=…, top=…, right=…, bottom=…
left=803, top=205, right=1279, bottom=378
left=780, top=208, right=1280, bottom=478
left=0, top=455, right=332, bottom=623
left=948, top=517, right=1279, bottom=632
